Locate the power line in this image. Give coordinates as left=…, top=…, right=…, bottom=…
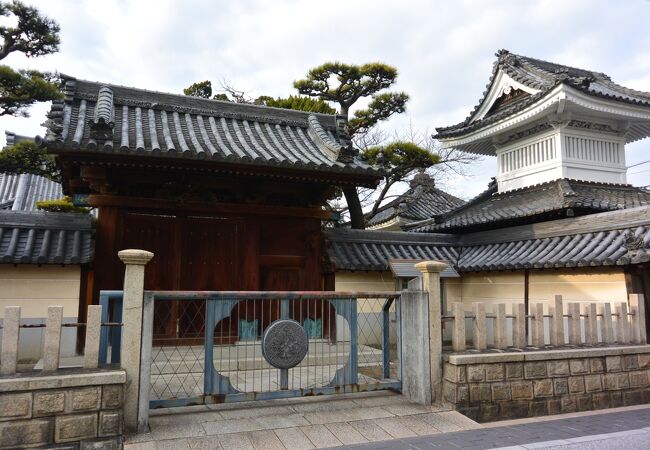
left=627, top=159, right=650, bottom=169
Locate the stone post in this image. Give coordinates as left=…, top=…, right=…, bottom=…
left=118, top=249, right=153, bottom=433
left=415, top=260, right=448, bottom=404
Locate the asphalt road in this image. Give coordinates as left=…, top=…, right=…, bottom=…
left=340, top=406, right=650, bottom=449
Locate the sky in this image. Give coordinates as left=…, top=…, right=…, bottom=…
left=2, top=0, right=650, bottom=199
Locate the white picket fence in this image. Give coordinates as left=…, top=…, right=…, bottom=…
left=0, top=305, right=103, bottom=375
left=445, top=294, right=647, bottom=352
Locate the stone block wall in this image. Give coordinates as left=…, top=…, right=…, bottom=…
left=0, top=369, right=125, bottom=449
left=442, top=346, right=650, bottom=422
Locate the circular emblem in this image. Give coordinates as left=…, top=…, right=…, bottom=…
left=262, top=320, right=308, bottom=369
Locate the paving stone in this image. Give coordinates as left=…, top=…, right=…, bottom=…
left=291, top=399, right=357, bottom=413
left=155, top=438, right=191, bottom=450
left=303, top=409, right=351, bottom=425
left=255, top=413, right=309, bottom=429
left=80, top=437, right=122, bottom=450
left=437, top=411, right=482, bottom=430
left=218, top=432, right=254, bottom=450
left=320, top=423, right=366, bottom=446
left=348, top=419, right=393, bottom=442
left=186, top=435, right=221, bottom=450
left=300, top=424, right=342, bottom=448
left=374, top=416, right=418, bottom=438
left=349, top=393, right=406, bottom=408
left=394, top=415, right=443, bottom=436
left=34, top=391, right=65, bottom=417
left=219, top=405, right=294, bottom=420
left=151, top=422, right=206, bottom=440
left=202, top=418, right=263, bottom=435
left=55, top=413, right=97, bottom=442
left=343, top=406, right=394, bottom=421
left=248, top=429, right=284, bottom=450
left=0, top=392, right=32, bottom=419
left=417, top=412, right=462, bottom=432
left=124, top=441, right=156, bottom=450
left=274, top=427, right=316, bottom=449
left=382, top=402, right=431, bottom=416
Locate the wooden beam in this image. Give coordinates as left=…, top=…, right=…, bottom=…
left=87, top=194, right=335, bottom=220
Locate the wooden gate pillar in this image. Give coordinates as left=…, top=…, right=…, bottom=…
left=118, top=249, right=154, bottom=433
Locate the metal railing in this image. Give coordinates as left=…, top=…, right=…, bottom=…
left=142, top=290, right=401, bottom=407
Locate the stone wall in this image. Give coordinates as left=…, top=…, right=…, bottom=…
left=0, top=369, right=125, bottom=449
left=442, top=345, right=650, bottom=422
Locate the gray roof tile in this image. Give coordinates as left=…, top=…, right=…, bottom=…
left=436, top=50, right=650, bottom=139
left=327, top=206, right=650, bottom=272
left=38, top=76, right=379, bottom=180
left=404, top=179, right=650, bottom=233
left=0, top=173, right=63, bottom=212
left=367, top=173, right=465, bottom=227
left=0, top=211, right=94, bottom=264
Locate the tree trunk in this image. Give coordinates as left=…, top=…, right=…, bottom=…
left=343, top=186, right=364, bottom=229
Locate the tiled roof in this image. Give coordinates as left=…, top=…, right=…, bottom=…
left=327, top=206, right=650, bottom=272
left=325, top=229, right=459, bottom=271
left=37, top=76, right=380, bottom=181
left=1, top=132, right=64, bottom=211
left=0, top=173, right=63, bottom=211
left=367, top=173, right=465, bottom=227
left=0, top=211, right=94, bottom=264
left=436, top=50, right=650, bottom=139
left=404, top=179, right=650, bottom=233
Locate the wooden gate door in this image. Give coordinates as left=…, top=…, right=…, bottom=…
left=118, top=212, right=242, bottom=344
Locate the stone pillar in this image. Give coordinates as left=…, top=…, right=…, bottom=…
left=118, top=249, right=153, bottom=433
left=415, top=260, right=448, bottom=404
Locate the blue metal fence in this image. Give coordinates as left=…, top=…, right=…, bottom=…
left=98, top=290, right=402, bottom=408
left=98, top=290, right=124, bottom=365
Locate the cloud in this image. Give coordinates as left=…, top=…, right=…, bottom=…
left=2, top=0, right=650, bottom=195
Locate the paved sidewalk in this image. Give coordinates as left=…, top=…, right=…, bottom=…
left=124, top=391, right=480, bottom=449
left=344, top=404, right=650, bottom=449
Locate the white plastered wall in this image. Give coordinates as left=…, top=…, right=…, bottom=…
left=0, top=265, right=82, bottom=361
left=334, top=270, right=396, bottom=346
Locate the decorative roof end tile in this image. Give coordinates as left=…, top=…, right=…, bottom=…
left=88, top=85, right=115, bottom=141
